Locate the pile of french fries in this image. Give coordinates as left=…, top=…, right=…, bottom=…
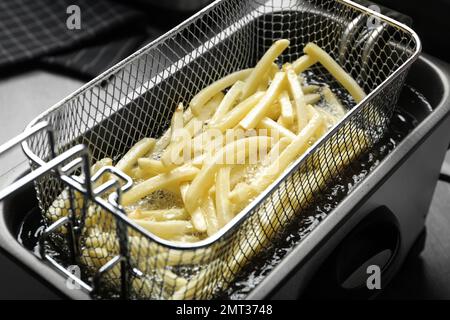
left=47, top=40, right=369, bottom=299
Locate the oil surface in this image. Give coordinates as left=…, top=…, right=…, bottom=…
left=17, top=85, right=431, bottom=299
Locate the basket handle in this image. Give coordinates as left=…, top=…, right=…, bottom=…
left=0, top=121, right=90, bottom=201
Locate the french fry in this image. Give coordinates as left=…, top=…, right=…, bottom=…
left=138, top=158, right=170, bottom=177
left=239, top=72, right=286, bottom=130
left=128, top=208, right=189, bottom=221
left=174, top=93, right=225, bottom=161
left=196, top=92, right=225, bottom=121
left=180, top=182, right=207, bottom=233
left=187, top=128, right=225, bottom=159
left=256, top=117, right=296, bottom=141
left=171, top=235, right=202, bottom=243
left=266, top=102, right=282, bottom=120
left=210, top=81, right=244, bottom=124
left=229, top=138, right=290, bottom=204
left=190, top=69, right=252, bottom=116
left=292, top=54, right=318, bottom=74
left=185, top=136, right=274, bottom=213
left=115, top=138, right=156, bottom=175
left=230, top=106, right=324, bottom=205
left=160, top=104, right=188, bottom=168
left=184, top=117, right=204, bottom=138
left=257, top=63, right=279, bottom=92
left=212, top=92, right=265, bottom=132
left=160, top=141, right=187, bottom=169
left=122, top=165, right=200, bottom=206
left=322, top=86, right=347, bottom=119
left=303, top=85, right=320, bottom=94
left=261, top=137, right=291, bottom=166
left=305, top=93, right=321, bottom=105
left=304, top=42, right=366, bottom=103
left=254, top=106, right=324, bottom=192
left=201, top=195, right=220, bottom=236
left=279, top=91, right=294, bottom=125
left=134, top=220, right=194, bottom=240
left=285, top=63, right=308, bottom=133
left=229, top=182, right=254, bottom=205
left=241, top=39, right=289, bottom=99
left=215, top=166, right=233, bottom=227
left=170, top=103, right=185, bottom=143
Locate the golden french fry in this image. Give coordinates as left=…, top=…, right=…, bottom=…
left=160, top=104, right=188, bottom=168
left=305, top=93, right=321, bottom=105
left=197, top=92, right=225, bottom=121
left=160, top=139, right=188, bottom=169
left=257, top=63, right=280, bottom=92
left=241, top=39, right=289, bottom=99
left=122, top=165, right=199, bottom=206
left=171, top=235, right=202, bottom=243
left=256, top=117, right=296, bottom=141
left=279, top=91, right=294, bottom=125
left=212, top=92, right=265, bottom=132
left=91, top=158, right=113, bottom=188
left=171, top=103, right=185, bottom=143
left=239, top=72, right=286, bottom=130
left=134, top=220, right=194, bottom=240
left=303, top=85, right=320, bottom=94
left=215, top=166, right=233, bottom=227
left=180, top=182, right=207, bottom=233
left=277, top=116, right=291, bottom=130
left=184, top=117, right=204, bottom=138
left=253, top=106, right=324, bottom=193
left=210, top=81, right=244, bottom=124
left=138, top=158, right=170, bottom=176
left=201, top=195, right=220, bottom=236
left=261, top=137, right=291, bottom=166
left=321, top=86, right=347, bottom=119
left=229, top=182, right=254, bottom=204
left=115, top=138, right=156, bottom=175
left=190, top=69, right=252, bottom=116
left=185, top=136, right=273, bottom=213
left=292, top=54, right=317, bottom=74
left=304, top=43, right=366, bottom=103
left=128, top=208, right=189, bottom=221
left=285, top=63, right=308, bottom=133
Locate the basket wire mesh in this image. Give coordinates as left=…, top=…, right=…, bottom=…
left=22, top=0, right=420, bottom=299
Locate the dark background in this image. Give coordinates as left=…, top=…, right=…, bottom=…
left=375, top=0, right=450, bottom=63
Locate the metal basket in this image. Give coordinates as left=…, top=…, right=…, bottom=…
left=14, top=0, right=420, bottom=299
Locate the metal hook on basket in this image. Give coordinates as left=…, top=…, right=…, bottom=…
left=359, top=22, right=387, bottom=83
left=338, top=14, right=366, bottom=66
left=0, top=121, right=56, bottom=201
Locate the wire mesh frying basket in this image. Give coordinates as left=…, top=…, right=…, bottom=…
left=22, top=0, right=420, bottom=299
